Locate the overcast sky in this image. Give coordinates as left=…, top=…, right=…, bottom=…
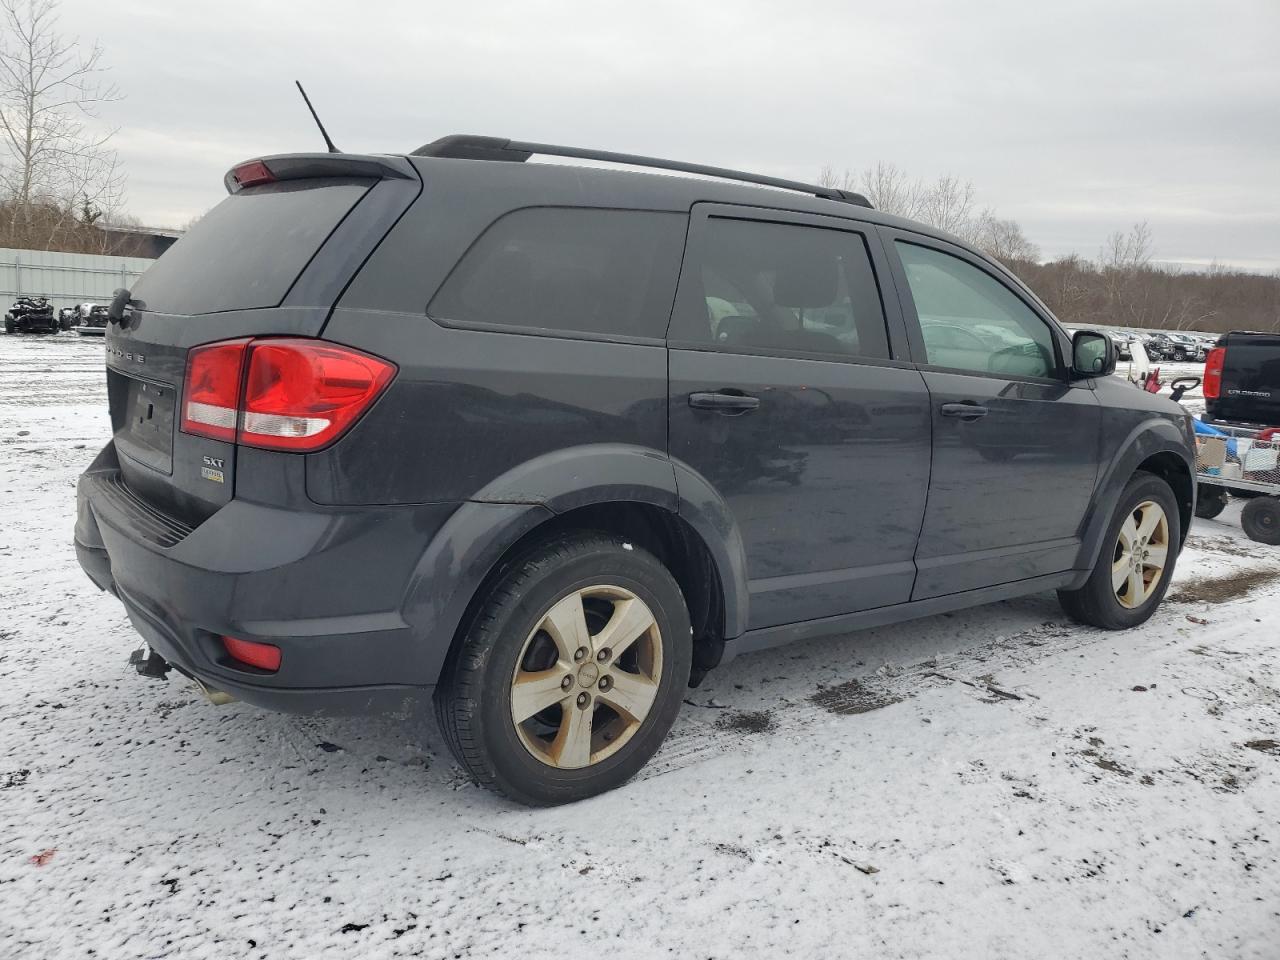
left=60, top=0, right=1280, bottom=271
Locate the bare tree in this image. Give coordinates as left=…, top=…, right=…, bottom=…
left=819, top=161, right=931, bottom=220
left=817, top=164, right=855, bottom=193
left=1097, top=222, right=1156, bottom=327
left=972, top=212, right=1041, bottom=264
left=918, top=174, right=977, bottom=237
left=0, top=0, right=122, bottom=242
left=858, top=162, right=928, bottom=220
left=1100, top=221, right=1153, bottom=273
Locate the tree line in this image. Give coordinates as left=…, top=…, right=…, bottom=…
left=0, top=0, right=137, bottom=255
left=820, top=164, right=1280, bottom=334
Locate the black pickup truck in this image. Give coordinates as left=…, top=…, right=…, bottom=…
left=1204, top=331, right=1280, bottom=429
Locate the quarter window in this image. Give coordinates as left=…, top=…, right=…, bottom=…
left=895, top=241, right=1057, bottom=378
left=429, top=208, right=687, bottom=340
left=676, top=217, right=890, bottom=361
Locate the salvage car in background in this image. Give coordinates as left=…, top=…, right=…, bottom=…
left=75, top=304, right=110, bottom=336
left=4, top=297, right=59, bottom=334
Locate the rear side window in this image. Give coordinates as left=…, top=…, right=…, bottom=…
left=672, top=217, right=890, bottom=361
left=429, top=208, right=687, bottom=341
left=132, top=180, right=371, bottom=316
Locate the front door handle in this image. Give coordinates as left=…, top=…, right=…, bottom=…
left=689, top=391, right=761, bottom=413
left=940, top=402, right=989, bottom=421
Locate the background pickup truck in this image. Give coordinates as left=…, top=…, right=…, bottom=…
left=1204, top=331, right=1280, bottom=430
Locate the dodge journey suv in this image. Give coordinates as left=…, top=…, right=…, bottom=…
left=75, top=136, right=1197, bottom=805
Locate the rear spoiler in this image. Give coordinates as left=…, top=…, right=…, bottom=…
left=224, top=153, right=417, bottom=194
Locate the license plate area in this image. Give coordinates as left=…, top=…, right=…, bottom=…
left=109, top=368, right=175, bottom=474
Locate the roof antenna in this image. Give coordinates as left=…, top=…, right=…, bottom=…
left=295, top=81, right=341, bottom=153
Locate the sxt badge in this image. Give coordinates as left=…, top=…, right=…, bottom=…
left=201, top=455, right=225, bottom=484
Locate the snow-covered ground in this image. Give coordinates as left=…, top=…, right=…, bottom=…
left=2, top=334, right=1278, bottom=959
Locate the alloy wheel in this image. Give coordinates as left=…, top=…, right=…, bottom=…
left=509, top=585, right=663, bottom=769
left=1112, top=500, right=1170, bottom=609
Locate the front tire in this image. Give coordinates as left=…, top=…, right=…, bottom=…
left=434, top=532, right=691, bottom=806
left=1058, top=471, right=1181, bottom=629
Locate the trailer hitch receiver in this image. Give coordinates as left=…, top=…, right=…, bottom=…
left=129, top=645, right=171, bottom=680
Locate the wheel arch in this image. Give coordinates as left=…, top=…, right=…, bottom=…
left=406, top=444, right=749, bottom=687
left=1072, top=419, right=1195, bottom=585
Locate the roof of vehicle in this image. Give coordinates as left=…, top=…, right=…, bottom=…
left=231, top=142, right=1057, bottom=320
left=236, top=146, right=984, bottom=264
left=405, top=147, right=1015, bottom=273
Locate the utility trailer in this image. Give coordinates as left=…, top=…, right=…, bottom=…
left=1195, top=426, right=1280, bottom=544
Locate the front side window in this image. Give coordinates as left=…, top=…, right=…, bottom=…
left=676, top=217, right=890, bottom=361
left=896, top=241, right=1057, bottom=378
left=429, top=207, right=687, bottom=340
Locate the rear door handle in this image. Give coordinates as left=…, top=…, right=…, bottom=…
left=689, top=391, right=761, bottom=413
left=940, top=402, right=989, bottom=421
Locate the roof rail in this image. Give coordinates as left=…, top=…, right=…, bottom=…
left=411, top=135, right=873, bottom=208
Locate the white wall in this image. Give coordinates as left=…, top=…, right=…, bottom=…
left=0, top=247, right=155, bottom=310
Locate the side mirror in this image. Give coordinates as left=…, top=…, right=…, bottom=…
left=1072, top=330, right=1116, bottom=378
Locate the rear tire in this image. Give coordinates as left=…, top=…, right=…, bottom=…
left=434, top=532, right=691, bottom=806
left=1241, top=497, right=1280, bottom=545
left=1194, top=485, right=1229, bottom=520
left=1058, top=471, right=1181, bottom=629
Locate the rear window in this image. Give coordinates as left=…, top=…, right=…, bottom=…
left=1225, top=337, right=1280, bottom=394
left=131, top=179, right=370, bottom=316
left=428, top=207, right=687, bottom=341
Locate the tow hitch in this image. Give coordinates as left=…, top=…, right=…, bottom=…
left=129, top=645, right=170, bottom=679
left=127, top=645, right=235, bottom=704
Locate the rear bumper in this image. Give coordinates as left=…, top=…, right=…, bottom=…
left=75, top=443, right=460, bottom=715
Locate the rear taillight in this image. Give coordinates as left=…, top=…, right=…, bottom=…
left=231, top=160, right=276, bottom=188
left=1204, top=347, right=1225, bottom=399
left=181, top=339, right=249, bottom=442
left=180, top=338, right=395, bottom=451
left=240, top=340, right=397, bottom=451
left=222, top=636, right=281, bottom=672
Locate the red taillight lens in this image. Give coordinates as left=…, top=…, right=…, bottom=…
left=181, top=338, right=395, bottom=450
left=240, top=340, right=396, bottom=451
left=231, top=160, right=276, bottom=188
left=1203, top=347, right=1225, bottom=399
left=181, top=339, right=249, bottom=441
left=222, top=636, right=281, bottom=672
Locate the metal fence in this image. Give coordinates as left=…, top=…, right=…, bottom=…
left=0, top=247, right=155, bottom=312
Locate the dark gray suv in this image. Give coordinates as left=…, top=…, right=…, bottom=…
left=75, top=137, right=1197, bottom=804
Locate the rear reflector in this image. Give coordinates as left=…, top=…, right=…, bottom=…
left=231, top=160, right=276, bottom=188
left=180, top=337, right=396, bottom=451
left=222, top=636, right=281, bottom=672
left=1204, top=347, right=1225, bottom=399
